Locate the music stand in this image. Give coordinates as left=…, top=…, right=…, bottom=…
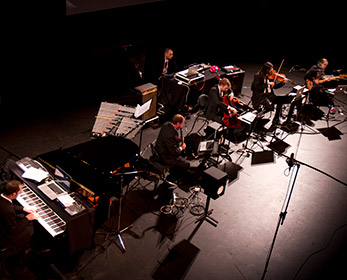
left=237, top=111, right=263, bottom=157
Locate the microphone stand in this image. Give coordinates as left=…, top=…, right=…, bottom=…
left=113, top=170, right=142, bottom=253
left=138, top=115, right=159, bottom=155
left=261, top=154, right=300, bottom=280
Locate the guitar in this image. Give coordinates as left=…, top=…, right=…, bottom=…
left=306, top=74, right=347, bottom=90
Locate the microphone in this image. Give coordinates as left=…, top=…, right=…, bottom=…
left=286, top=153, right=295, bottom=170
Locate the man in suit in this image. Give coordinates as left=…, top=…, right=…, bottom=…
left=158, top=48, right=177, bottom=81
left=155, top=114, right=189, bottom=169
left=205, top=78, right=237, bottom=123
left=0, top=180, right=39, bottom=249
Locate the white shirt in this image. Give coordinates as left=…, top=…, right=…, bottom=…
left=1, top=193, right=12, bottom=203
left=218, top=85, right=232, bottom=110
left=163, top=59, right=169, bottom=75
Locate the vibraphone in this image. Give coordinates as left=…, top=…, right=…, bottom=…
left=92, top=102, right=143, bottom=139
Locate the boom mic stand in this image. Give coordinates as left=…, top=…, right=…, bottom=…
left=261, top=153, right=300, bottom=280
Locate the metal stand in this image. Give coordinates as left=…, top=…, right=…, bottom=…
left=195, top=196, right=218, bottom=227
left=138, top=116, right=159, bottom=155
left=237, top=112, right=264, bottom=157
left=261, top=154, right=300, bottom=280
left=114, top=170, right=142, bottom=253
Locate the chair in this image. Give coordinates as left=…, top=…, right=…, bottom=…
left=0, top=245, right=28, bottom=277
left=189, top=94, right=209, bottom=135
left=145, top=141, right=173, bottom=190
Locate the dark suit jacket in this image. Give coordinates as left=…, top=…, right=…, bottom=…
left=205, top=85, right=229, bottom=121
left=304, top=65, right=324, bottom=81
left=0, top=195, right=33, bottom=248
left=154, top=56, right=177, bottom=83
left=144, top=51, right=178, bottom=84
left=155, top=122, right=181, bottom=165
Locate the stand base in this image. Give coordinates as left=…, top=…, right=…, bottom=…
left=116, top=224, right=133, bottom=253
left=195, top=209, right=218, bottom=227
left=195, top=196, right=218, bottom=227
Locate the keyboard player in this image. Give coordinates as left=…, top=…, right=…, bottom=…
left=0, top=180, right=39, bottom=250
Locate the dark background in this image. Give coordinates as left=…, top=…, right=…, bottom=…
left=1, top=0, right=345, bottom=119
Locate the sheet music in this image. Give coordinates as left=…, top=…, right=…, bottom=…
left=239, top=112, right=257, bottom=125
left=134, top=99, right=152, bottom=118
left=22, top=167, right=49, bottom=182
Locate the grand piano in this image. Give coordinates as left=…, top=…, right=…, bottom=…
left=12, top=136, right=140, bottom=255
left=36, top=136, right=140, bottom=224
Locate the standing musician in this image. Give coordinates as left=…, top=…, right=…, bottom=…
left=251, top=61, right=288, bottom=124
left=205, top=78, right=238, bottom=124
left=304, top=58, right=335, bottom=113
left=158, top=48, right=177, bottom=82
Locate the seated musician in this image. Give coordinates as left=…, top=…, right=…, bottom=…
left=304, top=58, right=335, bottom=114
left=222, top=89, right=251, bottom=128
left=155, top=114, right=190, bottom=170
left=205, top=78, right=237, bottom=124
left=251, top=62, right=288, bottom=124
left=0, top=180, right=39, bottom=250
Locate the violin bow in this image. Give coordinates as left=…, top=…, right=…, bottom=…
left=275, top=58, right=285, bottom=81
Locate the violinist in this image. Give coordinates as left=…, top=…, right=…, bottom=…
left=205, top=78, right=237, bottom=124
left=251, top=62, right=288, bottom=124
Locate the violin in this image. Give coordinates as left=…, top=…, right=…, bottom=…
left=268, top=70, right=296, bottom=85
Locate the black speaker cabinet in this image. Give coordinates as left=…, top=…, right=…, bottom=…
left=224, top=69, right=245, bottom=95
left=201, top=166, right=227, bottom=200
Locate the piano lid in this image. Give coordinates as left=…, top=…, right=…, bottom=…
left=65, top=137, right=139, bottom=174
left=37, top=137, right=139, bottom=195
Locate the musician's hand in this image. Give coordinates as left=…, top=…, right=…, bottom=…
left=180, top=143, right=186, bottom=151
left=26, top=212, right=40, bottom=221
left=268, top=81, right=275, bottom=87
left=313, top=78, right=320, bottom=84
left=228, top=107, right=237, bottom=117
left=23, top=206, right=37, bottom=214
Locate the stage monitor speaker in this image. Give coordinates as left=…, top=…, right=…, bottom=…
left=201, top=166, right=227, bottom=200
left=134, top=83, right=157, bottom=120
left=204, top=121, right=224, bottom=140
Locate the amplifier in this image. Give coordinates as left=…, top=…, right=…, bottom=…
left=223, top=69, right=245, bottom=95
left=135, top=83, right=157, bottom=120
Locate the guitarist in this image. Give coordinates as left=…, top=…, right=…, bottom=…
left=304, top=58, right=335, bottom=113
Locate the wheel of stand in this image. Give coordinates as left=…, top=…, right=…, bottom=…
left=174, top=197, right=188, bottom=209
left=160, top=205, right=174, bottom=215
left=189, top=203, right=205, bottom=216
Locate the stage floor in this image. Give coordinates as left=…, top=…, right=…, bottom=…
left=1, top=62, right=346, bottom=280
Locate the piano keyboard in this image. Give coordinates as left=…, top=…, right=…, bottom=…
left=16, top=183, right=66, bottom=237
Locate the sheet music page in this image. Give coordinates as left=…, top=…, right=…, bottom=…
left=22, top=167, right=49, bottom=182
left=57, top=194, right=75, bottom=207
left=134, top=99, right=152, bottom=118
